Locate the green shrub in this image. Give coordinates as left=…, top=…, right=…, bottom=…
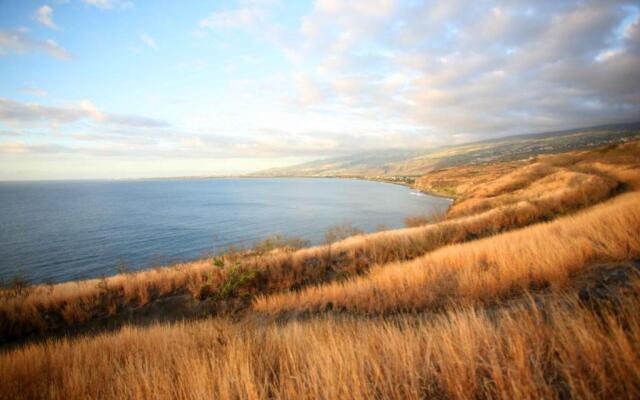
left=253, top=234, right=311, bottom=254
left=219, top=262, right=256, bottom=298
left=212, top=256, right=225, bottom=268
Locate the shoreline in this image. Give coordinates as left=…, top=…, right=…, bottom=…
left=409, top=186, right=457, bottom=201
left=1, top=174, right=458, bottom=201
left=328, top=175, right=457, bottom=202
left=245, top=174, right=458, bottom=201
left=1, top=176, right=453, bottom=286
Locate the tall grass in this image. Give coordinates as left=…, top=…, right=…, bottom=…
left=418, top=140, right=640, bottom=218
left=1, top=142, right=635, bottom=341
left=0, top=168, right=620, bottom=341
left=449, top=169, right=614, bottom=218
left=403, top=208, right=447, bottom=227
left=254, top=191, right=640, bottom=314
left=1, top=141, right=639, bottom=399
left=1, top=292, right=639, bottom=399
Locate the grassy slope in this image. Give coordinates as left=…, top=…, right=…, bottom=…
left=254, top=191, right=640, bottom=314
left=1, top=140, right=640, bottom=399
left=416, top=139, right=640, bottom=208
left=2, top=290, right=639, bottom=400
left=2, top=142, right=637, bottom=342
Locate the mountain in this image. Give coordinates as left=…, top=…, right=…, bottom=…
left=252, top=122, right=640, bottom=177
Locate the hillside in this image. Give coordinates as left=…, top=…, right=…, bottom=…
left=254, top=122, right=640, bottom=177
left=1, top=140, right=639, bottom=399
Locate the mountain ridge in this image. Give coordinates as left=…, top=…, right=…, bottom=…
left=252, top=122, right=640, bottom=177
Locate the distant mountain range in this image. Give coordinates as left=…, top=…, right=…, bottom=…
left=252, top=122, right=640, bottom=177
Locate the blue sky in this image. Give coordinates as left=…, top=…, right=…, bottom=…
left=1, top=0, right=639, bottom=180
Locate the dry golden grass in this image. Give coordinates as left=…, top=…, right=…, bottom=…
left=417, top=139, right=640, bottom=218
left=253, top=191, right=640, bottom=314
left=0, top=175, right=619, bottom=340
left=403, top=208, right=447, bottom=227
left=1, top=141, right=640, bottom=399
left=449, top=168, right=615, bottom=218
left=415, top=160, right=525, bottom=198
left=1, top=141, right=637, bottom=341
left=1, top=291, right=639, bottom=399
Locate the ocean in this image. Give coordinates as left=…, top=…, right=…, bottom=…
left=0, top=178, right=451, bottom=283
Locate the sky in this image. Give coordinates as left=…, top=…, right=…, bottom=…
left=0, top=0, right=639, bottom=180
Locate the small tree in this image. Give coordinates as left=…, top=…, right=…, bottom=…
left=323, top=223, right=363, bottom=245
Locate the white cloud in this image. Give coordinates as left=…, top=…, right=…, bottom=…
left=0, top=30, right=72, bottom=60
left=200, top=8, right=265, bottom=29
left=292, top=72, right=325, bottom=106
left=34, top=5, right=61, bottom=30
left=19, top=86, right=48, bottom=97
left=200, top=0, right=280, bottom=30
left=140, top=33, right=157, bottom=49
left=0, top=97, right=169, bottom=128
left=283, top=0, right=640, bottom=138
left=81, top=0, right=131, bottom=10
left=4, top=0, right=640, bottom=179
left=0, top=141, right=70, bottom=154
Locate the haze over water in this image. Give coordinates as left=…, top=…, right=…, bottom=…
left=0, top=178, right=450, bottom=283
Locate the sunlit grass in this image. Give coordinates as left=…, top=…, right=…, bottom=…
left=1, top=292, right=639, bottom=399
left=1, top=141, right=639, bottom=399
left=254, top=191, right=640, bottom=314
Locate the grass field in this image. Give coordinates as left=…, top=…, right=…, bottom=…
left=2, top=290, right=639, bottom=400
left=1, top=140, right=639, bottom=399
left=254, top=190, right=640, bottom=314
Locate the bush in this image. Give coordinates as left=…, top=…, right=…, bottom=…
left=219, top=262, right=256, bottom=298
left=253, top=234, right=311, bottom=254
left=404, top=209, right=447, bottom=228
left=323, top=223, right=363, bottom=244
left=212, top=256, right=225, bottom=268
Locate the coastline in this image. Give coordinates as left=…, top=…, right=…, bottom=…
left=146, top=172, right=459, bottom=201
left=410, top=186, right=457, bottom=201
left=244, top=173, right=458, bottom=201
left=1, top=176, right=453, bottom=285
left=362, top=177, right=456, bottom=202
left=321, top=175, right=457, bottom=202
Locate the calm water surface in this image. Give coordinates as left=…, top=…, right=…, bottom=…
left=0, top=178, right=451, bottom=283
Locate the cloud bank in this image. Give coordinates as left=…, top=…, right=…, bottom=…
left=0, top=97, right=169, bottom=129
left=2, top=0, right=640, bottom=179
left=282, top=0, right=640, bottom=139
left=0, top=29, right=72, bottom=60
